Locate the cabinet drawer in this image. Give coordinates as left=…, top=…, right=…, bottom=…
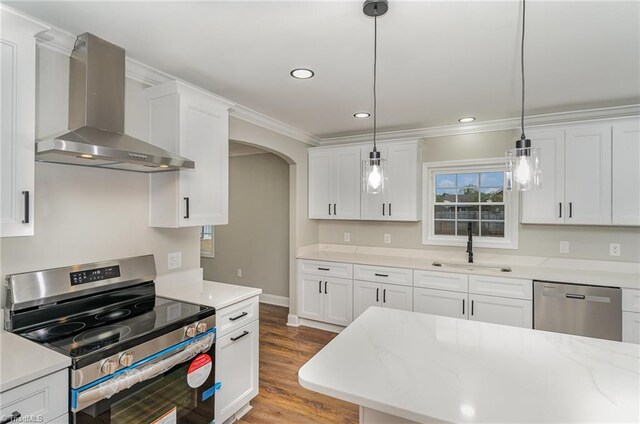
left=0, top=370, right=68, bottom=423
left=217, top=296, right=259, bottom=337
left=622, top=289, right=640, bottom=313
left=354, top=264, right=413, bottom=286
left=469, top=275, right=532, bottom=300
left=414, top=270, right=468, bottom=292
left=298, top=259, right=353, bottom=279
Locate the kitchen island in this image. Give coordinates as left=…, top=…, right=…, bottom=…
left=298, top=307, right=640, bottom=423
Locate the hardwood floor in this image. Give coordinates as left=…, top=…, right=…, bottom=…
left=237, top=303, right=359, bottom=424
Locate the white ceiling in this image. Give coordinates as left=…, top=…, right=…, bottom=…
left=10, top=0, right=640, bottom=139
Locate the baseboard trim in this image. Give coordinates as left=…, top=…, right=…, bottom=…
left=286, top=314, right=300, bottom=327
left=298, top=318, right=345, bottom=334
left=259, top=293, right=289, bottom=307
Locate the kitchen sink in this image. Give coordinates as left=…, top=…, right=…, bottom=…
left=432, top=261, right=512, bottom=273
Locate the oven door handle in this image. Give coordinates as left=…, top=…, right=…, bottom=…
left=73, top=332, right=215, bottom=412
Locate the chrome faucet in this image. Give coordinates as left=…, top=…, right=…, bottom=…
left=466, top=222, right=474, bottom=264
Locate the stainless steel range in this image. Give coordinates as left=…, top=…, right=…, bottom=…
left=4, top=255, right=217, bottom=423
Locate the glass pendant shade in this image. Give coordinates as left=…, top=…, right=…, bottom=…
left=506, top=138, right=541, bottom=192
left=362, top=150, right=386, bottom=194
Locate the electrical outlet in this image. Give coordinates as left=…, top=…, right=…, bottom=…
left=168, top=252, right=182, bottom=270
left=610, top=243, right=621, bottom=257
left=559, top=241, right=569, bottom=254
left=384, top=233, right=391, bottom=244
left=344, top=232, right=351, bottom=242
left=237, top=269, right=243, bottom=278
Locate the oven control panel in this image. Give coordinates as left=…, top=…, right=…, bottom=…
left=70, top=266, right=121, bottom=285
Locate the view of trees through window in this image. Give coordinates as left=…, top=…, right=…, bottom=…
left=433, top=171, right=506, bottom=238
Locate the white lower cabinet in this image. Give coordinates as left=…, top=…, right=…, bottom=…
left=353, top=280, right=412, bottom=319
left=381, top=284, right=413, bottom=312
left=414, top=287, right=467, bottom=320
left=215, top=320, right=259, bottom=424
left=0, top=369, right=68, bottom=424
left=622, top=312, right=640, bottom=344
left=298, top=273, right=353, bottom=326
left=468, top=294, right=533, bottom=328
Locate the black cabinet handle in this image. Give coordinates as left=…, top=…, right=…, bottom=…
left=389, top=203, right=391, bottom=216
left=333, top=203, right=337, bottom=215
left=318, top=267, right=330, bottom=271
left=383, top=288, right=386, bottom=303
left=382, top=203, right=385, bottom=216
left=229, top=311, right=248, bottom=322
left=559, top=202, right=562, bottom=218
left=324, top=281, right=328, bottom=294
left=471, top=300, right=474, bottom=316
left=230, top=331, right=249, bottom=342
left=328, top=203, right=331, bottom=215
left=374, top=273, right=388, bottom=277
left=1, top=412, right=21, bottom=424
left=376, top=287, right=379, bottom=302
left=462, top=299, right=465, bottom=315
left=318, top=280, right=322, bottom=293
left=21, top=191, right=29, bottom=224
left=184, top=197, right=190, bottom=219
left=569, top=202, right=573, bottom=218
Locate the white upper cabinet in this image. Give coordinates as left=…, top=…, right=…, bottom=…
left=564, top=124, right=611, bottom=225
left=146, top=81, right=229, bottom=227
left=612, top=119, right=640, bottom=226
left=308, top=146, right=361, bottom=219
left=0, top=7, right=48, bottom=238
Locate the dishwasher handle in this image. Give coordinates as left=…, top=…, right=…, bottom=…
left=565, top=293, right=586, bottom=300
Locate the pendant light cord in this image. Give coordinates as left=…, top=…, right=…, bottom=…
left=520, top=0, right=526, bottom=140
left=373, top=10, right=378, bottom=151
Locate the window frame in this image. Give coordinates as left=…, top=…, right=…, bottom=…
left=200, top=225, right=214, bottom=258
left=422, top=158, right=519, bottom=249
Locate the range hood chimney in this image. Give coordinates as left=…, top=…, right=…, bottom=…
left=36, top=33, right=194, bottom=172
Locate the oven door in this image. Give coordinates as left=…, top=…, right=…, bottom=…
left=72, top=330, right=218, bottom=424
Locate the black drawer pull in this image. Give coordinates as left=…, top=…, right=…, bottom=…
left=184, top=197, right=190, bottom=219
left=324, top=281, right=328, bottom=294
left=328, top=203, right=332, bottom=215
left=22, top=191, right=29, bottom=224
left=566, top=294, right=585, bottom=300
left=231, top=331, right=249, bottom=342
left=559, top=202, right=562, bottom=218
left=462, top=299, right=465, bottom=315
left=334, top=203, right=337, bottom=215
left=1, top=412, right=21, bottom=424
left=374, top=273, right=388, bottom=277
left=389, top=203, right=391, bottom=216
left=376, top=287, right=379, bottom=302
left=229, top=311, right=248, bottom=321
left=383, top=288, right=386, bottom=303
left=569, top=202, right=573, bottom=218
left=471, top=300, right=474, bottom=316
left=318, top=267, right=330, bottom=271
left=319, top=280, right=322, bottom=293
left=382, top=203, right=385, bottom=216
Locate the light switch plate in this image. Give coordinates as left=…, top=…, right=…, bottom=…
left=344, top=232, right=351, bottom=242
left=168, top=252, right=182, bottom=270
left=610, top=243, right=621, bottom=257
left=237, top=269, right=243, bottom=278
left=384, top=233, right=391, bottom=244
left=559, top=241, right=569, bottom=254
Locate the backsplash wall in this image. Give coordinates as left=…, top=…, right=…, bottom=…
left=317, top=130, right=640, bottom=263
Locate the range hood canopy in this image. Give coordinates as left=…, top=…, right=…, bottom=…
left=36, top=33, right=194, bottom=172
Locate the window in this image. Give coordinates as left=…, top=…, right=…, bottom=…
left=423, top=159, right=518, bottom=249
left=200, top=225, right=214, bottom=258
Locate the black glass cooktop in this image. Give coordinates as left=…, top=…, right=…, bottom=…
left=17, top=283, right=214, bottom=362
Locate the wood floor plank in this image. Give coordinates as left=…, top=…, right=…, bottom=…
left=236, top=303, right=358, bottom=424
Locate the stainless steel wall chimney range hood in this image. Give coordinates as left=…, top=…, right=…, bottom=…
left=36, top=33, right=194, bottom=172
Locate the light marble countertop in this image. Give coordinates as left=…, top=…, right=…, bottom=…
left=298, top=246, right=640, bottom=290
left=298, top=307, right=640, bottom=423
left=155, top=278, right=262, bottom=310
left=0, top=329, right=71, bottom=393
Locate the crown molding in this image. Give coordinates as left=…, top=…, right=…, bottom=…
left=319, top=104, right=640, bottom=145
left=35, top=26, right=74, bottom=56
left=229, top=105, right=321, bottom=146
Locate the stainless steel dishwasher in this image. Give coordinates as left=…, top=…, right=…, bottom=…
left=533, top=281, right=622, bottom=341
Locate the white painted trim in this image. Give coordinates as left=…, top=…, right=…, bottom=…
left=34, top=26, right=73, bottom=56
left=230, top=105, right=320, bottom=146
left=259, top=293, right=289, bottom=307
left=286, top=314, right=300, bottom=327
left=298, top=318, right=344, bottom=334
left=229, top=151, right=269, bottom=158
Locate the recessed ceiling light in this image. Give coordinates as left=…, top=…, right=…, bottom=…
left=354, top=112, right=371, bottom=118
left=290, top=68, right=314, bottom=79
left=458, top=117, right=476, bottom=123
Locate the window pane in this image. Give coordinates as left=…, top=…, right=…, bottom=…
left=480, top=172, right=503, bottom=187
left=457, top=205, right=479, bottom=220
left=457, top=187, right=479, bottom=202
left=436, top=174, right=456, bottom=188
left=457, top=221, right=479, bottom=236
left=457, top=173, right=479, bottom=189
left=481, top=205, right=504, bottom=220
left=434, top=205, right=455, bottom=219
left=435, top=188, right=457, bottom=203
left=480, top=187, right=503, bottom=203
left=434, top=220, right=455, bottom=235
left=481, top=221, right=505, bottom=237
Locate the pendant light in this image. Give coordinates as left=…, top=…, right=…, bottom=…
left=506, top=0, right=541, bottom=192
left=362, top=0, right=388, bottom=194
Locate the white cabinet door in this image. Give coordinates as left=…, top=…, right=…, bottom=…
left=413, top=287, right=468, bottom=320
left=469, top=294, right=532, bottom=328
left=324, top=277, right=353, bottom=326
left=385, top=142, right=420, bottom=221
left=298, top=274, right=324, bottom=321
left=353, top=280, right=381, bottom=319
left=612, top=119, right=640, bottom=226
left=381, top=284, right=413, bottom=312
left=520, top=129, right=565, bottom=224
left=564, top=124, right=612, bottom=225
left=0, top=9, right=47, bottom=237
left=308, top=149, right=333, bottom=219
left=622, top=312, right=640, bottom=344
left=215, top=320, right=259, bottom=423
left=360, top=145, right=387, bottom=220
left=332, top=146, right=361, bottom=219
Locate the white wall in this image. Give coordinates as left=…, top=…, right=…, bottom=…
left=1, top=47, right=199, bottom=290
